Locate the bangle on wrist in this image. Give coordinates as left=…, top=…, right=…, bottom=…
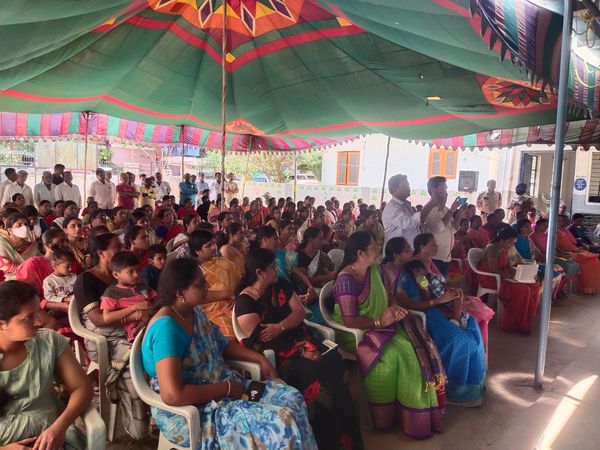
left=279, top=323, right=285, bottom=332
left=374, top=319, right=381, bottom=329
left=225, top=379, right=231, bottom=397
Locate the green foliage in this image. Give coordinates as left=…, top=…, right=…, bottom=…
left=201, top=150, right=322, bottom=182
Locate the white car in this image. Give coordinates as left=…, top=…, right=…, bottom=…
left=286, top=171, right=319, bottom=184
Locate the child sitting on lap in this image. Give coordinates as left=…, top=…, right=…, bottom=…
left=101, top=251, right=157, bottom=341
left=405, top=259, right=470, bottom=329
left=43, top=248, right=77, bottom=313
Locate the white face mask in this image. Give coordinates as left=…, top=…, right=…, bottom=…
left=11, top=225, right=29, bottom=239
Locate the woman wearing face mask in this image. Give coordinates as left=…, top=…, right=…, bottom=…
left=0, top=212, right=41, bottom=280
left=188, top=230, right=238, bottom=337
left=0, top=281, right=93, bottom=450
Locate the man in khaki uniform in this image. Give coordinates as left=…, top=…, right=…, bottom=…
left=476, top=179, right=502, bottom=222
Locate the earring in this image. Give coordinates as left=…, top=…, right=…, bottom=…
left=178, top=295, right=185, bottom=304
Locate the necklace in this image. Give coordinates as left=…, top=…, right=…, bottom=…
left=170, top=305, right=190, bottom=324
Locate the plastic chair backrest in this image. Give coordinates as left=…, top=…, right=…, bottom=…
left=130, top=328, right=160, bottom=406
left=327, top=249, right=344, bottom=272
left=319, top=280, right=335, bottom=321
left=467, top=247, right=484, bottom=270
left=232, top=305, right=248, bottom=341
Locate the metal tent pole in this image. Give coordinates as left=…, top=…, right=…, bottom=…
left=293, top=151, right=298, bottom=203
left=220, top=1, right=228, bottom=204
left=83, top=112, right=89, bottom=203
left=534, top=0, right=573, bottom=390
left=380, top=136, right=391, bottom=207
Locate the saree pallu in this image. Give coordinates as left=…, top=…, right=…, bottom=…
left=424, top=309, right=486, bottom=403
left=200, top=257, right=242, bottom=337
left=333, top=267, right=442, bottom=438
left=461, top=296, right=494, bottom=362
left=573, top=252, right=600, bottom=294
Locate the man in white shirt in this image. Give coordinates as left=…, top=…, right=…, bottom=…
left=1, top=170, right=34, bottom=206
left=422, top=176, right=464, bottom=276
left=196, top=172, right=210, bottom=194
left=209, top=172, right=222, bottom=202
left=105, top=171, right=117, bottom=206
left=89, top=168, right=114, bottom=210
left=0, top=168, right=17, bottom=202
left=54, top=171, right=82, bottom=208
left=154, top=171, right=171, bottom=199
left=381, top=174, right=436, bottom=250
left=34, top=171, right=56, bottom=207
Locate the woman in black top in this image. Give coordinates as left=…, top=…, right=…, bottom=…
left=73, top=232, right=149, bottom=440
left=236, top=248, right=363, bottom=450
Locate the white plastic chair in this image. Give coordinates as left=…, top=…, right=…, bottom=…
left=82, top=405, right=107, bottom=450
left=130, top=327, right=261, bottom=450
left=318, top=280, right=427, bottom=429
left=327, top=249, right=345, bottom=272
left=68, top=298, right=118, bottom=442
left=467, top=248, right=503, bottom=327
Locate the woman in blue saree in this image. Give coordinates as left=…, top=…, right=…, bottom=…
left=141, top=258, right=316, bottom=449
left=382, top=237, right=486, bottom=406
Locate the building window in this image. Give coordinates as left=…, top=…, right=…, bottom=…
left=428, top=148, right=458, bottom=179
left=519, top=153, right=539, bottom=198
left=589, top=153, right=600, bottom=203
left=337, top=151, right=360, bottom=186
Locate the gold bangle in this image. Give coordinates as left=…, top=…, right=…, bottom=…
left=374, top=319, right=381, bottom=329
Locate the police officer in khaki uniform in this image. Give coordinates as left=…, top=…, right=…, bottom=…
left=476, top=179, right=502, bottom=222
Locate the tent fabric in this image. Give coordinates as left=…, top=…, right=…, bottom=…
left=426, top=118, right=600, bottom=150
left=0, top=0, right=583, bottom=146
left=0, top=111, right=356, bottom=152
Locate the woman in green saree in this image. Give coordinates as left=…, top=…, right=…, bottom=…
left=332, top=231, right=444, bottom=438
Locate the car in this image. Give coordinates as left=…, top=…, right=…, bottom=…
left=286, top=171, right=319, bottom=184
left=251, top=172, right=273, bottom=183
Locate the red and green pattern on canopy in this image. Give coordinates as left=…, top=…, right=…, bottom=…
left=0, top=0, right=587, bottom=145
left=426, top=118, right=600, bottom=150
left=0, top=111, right=351, bottom=151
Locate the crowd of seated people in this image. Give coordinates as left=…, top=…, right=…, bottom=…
left=1, top=166, right=598, bottom=449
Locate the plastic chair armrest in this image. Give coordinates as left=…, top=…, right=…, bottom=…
left=82, top=406, right=106, bottom=450
left=304, top=319, right=335, bottom=341
left=226, top=359, right=261, bottom=380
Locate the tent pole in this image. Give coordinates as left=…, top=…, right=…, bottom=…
left=220, top=1, right=228, bottom=204
left=180, top=126, right=185, bottom=179
left=380, top=136, right=391, bottom=208
left=293, top=151, right=298, bottom=203
left=83, top=112, right=89, bottom=203
left=242, top=147, right=250, bottom=199
left=534, top=0, right=573, bottom=390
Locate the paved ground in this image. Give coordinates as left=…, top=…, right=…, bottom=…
left=107, top=291, right=600, bottom=450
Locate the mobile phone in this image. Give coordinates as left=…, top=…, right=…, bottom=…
left=242, top=381, right=266, bottom=402
left=458, top=197, right=467, bottom=206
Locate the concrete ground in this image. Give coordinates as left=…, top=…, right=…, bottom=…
left=107, top=292, right=600, bottom=450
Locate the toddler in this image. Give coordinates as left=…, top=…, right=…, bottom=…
left=43, top=248, right=77, bottom=312
left=101, top=251, right=157, bottom=341
left=405, top=259, right=469, bottom=329
left=140, top=244, right=167, bottom=291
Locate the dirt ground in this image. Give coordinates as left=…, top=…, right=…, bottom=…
left=106, top=292, right=600, bottom=450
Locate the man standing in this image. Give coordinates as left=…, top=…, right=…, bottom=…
left=116, top=172, right=136, bottom=210
left=89, top=168, right=114, bottom=210
left=422, top=176, right=464, bottom=276
left=196, top=172, right=209, bottom=195
left=179, top=173, right=196, bottom=206
left=508, top=182, right=536, bottom=223
left=476, top=179, right=502, bottom=222
left=225, top=172, right=239, bottom=205
left=381, top=174, right=436, bottom=249
left=105, top=171, right=117, bottom=207
left=0, top=168, right=17, bottom=202
left=52, top=164, right=65, bottom=185
left=34, top=171, right=56, bottom=207
left=210, top=172, right=222, bottom=202
left=190, top=175, right=199, bottom=207
left=54, top=171, right=82, bottom=208
left=2, top=169, right=34, bottom=206
left=154, top=171, right=171, bottom=199
left=139, top=176, right=158, bottom=208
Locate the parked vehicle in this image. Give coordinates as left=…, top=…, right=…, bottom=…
left=286, top=170, right=319, bottom=184
left=251, top=172, right=273, bottom=183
